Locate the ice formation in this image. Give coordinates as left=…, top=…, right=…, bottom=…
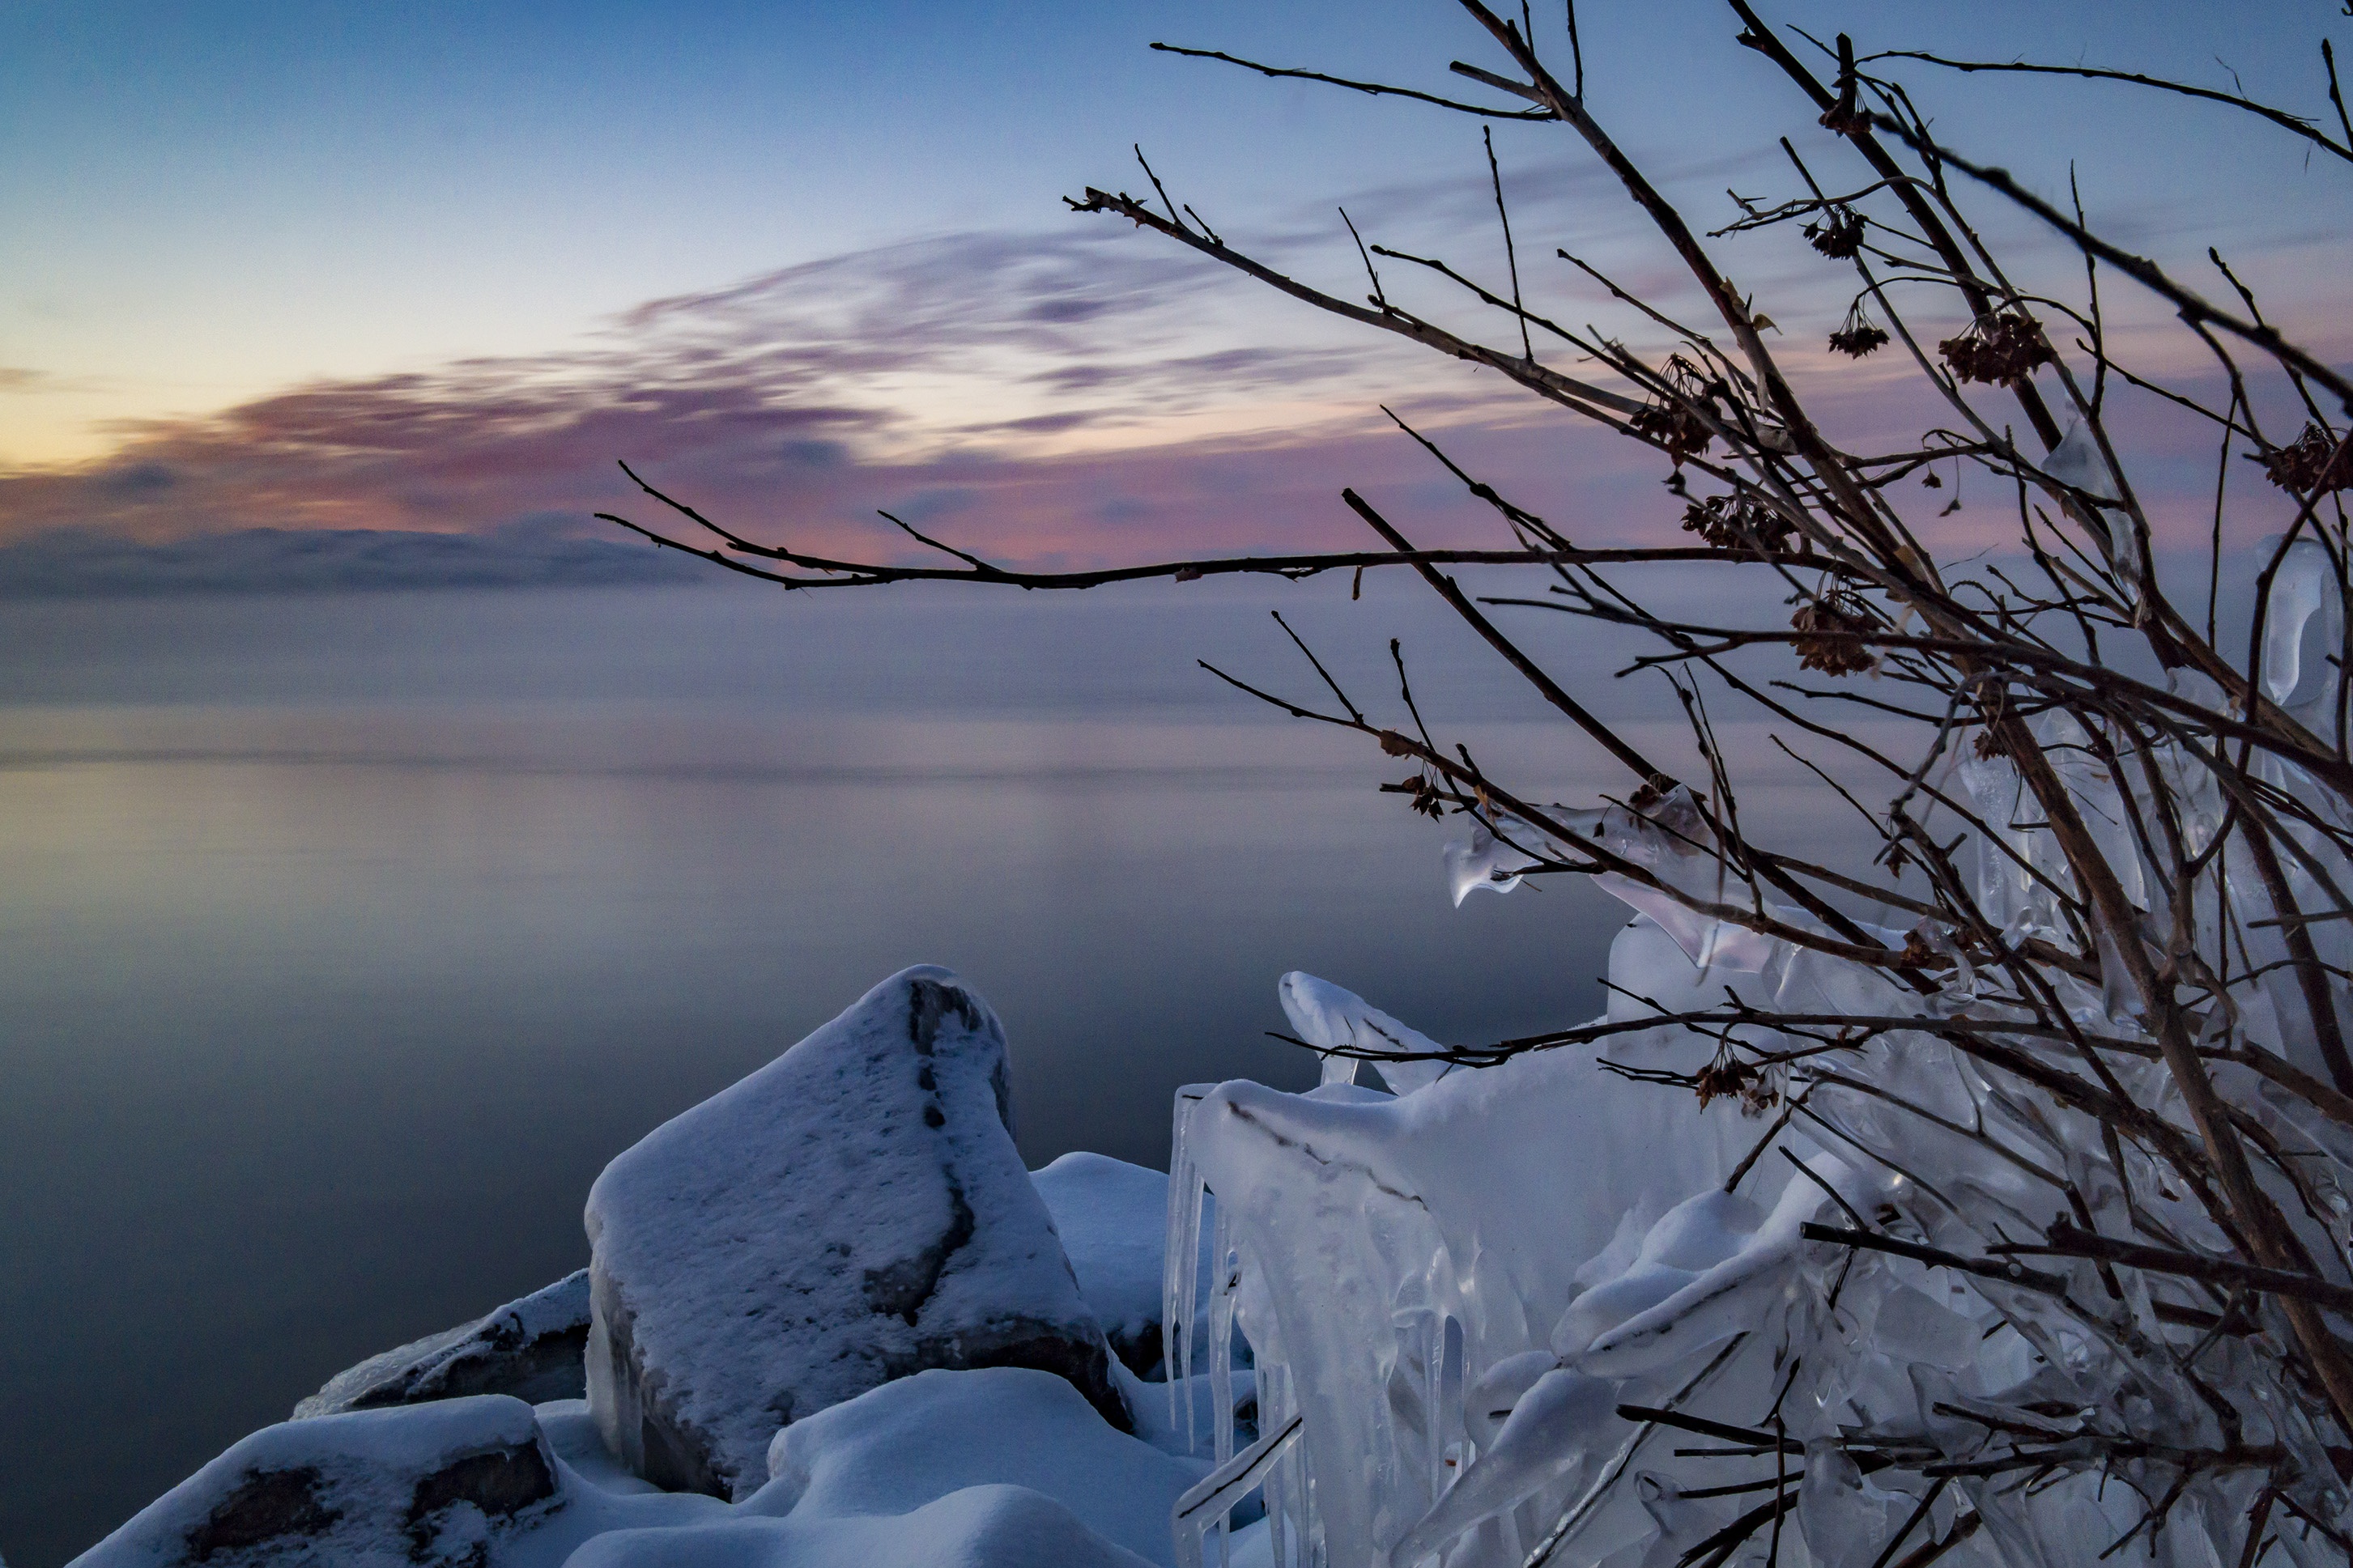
left=1279, top=971, right=1454, bottom=1093
left=1160, top=705, right=2353, bottom=1567
left=80, top=656, right=2353, bottom=1567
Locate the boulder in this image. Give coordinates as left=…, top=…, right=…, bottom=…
left=295, top=1271, right=590, bottom=1419
left=73, top=1396, right=560, bottom=1568
left=584, top=966, right=1124, bottom=1499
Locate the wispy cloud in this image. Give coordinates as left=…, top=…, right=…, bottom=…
left=0, top=144, right=2331, bottom=597
left=0, top=218, right=1555, bottom=593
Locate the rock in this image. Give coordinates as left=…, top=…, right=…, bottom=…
left=584, top=965, right=1124, bottom=1499
left=295, top=1272, right=590, bottom=1419
left=750, top=1366, right=1207, bottom=1567
left=1031, top=1153, right=1183, bottom=1378
left=74, top=1396, right=560, bottom=1567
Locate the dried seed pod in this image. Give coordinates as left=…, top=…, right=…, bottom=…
left=1377, top=771, right=1447, bottom=819
left=1828, top=322, right=1890, bottom=358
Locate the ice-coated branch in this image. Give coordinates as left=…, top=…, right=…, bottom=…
left=612, top=2, right=2353, bottom=1559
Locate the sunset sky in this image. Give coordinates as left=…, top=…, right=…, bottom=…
left=5, top=0, right=2347, bottom=584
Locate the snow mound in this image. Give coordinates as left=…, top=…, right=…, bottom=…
left=561, top=1484, right=1157, bottom=1568
left=751, top=1366, right=1206, bottom=1566
left=585, top=965, right=1123, bottom=1499
left=1032, top=1152, right=1198, bottom=1376
left=295, top=1270, right=590, bottom=1418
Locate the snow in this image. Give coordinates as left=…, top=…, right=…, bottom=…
left=584, top=965, right=1121, bottom=1498
left=1032, top=1152, right=1189, bottom=1375
left=751, top=1366, right=1207, bottom=1566
left=560, top=1485, right=1156, bottom=1568
left=296, top=1269, right=589, bottom=1418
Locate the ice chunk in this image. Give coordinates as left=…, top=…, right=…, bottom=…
left=1388, top=1370, right=1623, bottom=1568
left=2045, top=419, right=2120, bottom=503
left=2264, top=535, right=2344, bottom=712
left=1578, top=1154, right=1870, bottom=1377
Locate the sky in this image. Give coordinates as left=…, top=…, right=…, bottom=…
left=3, top=0, right=2349, bottom=589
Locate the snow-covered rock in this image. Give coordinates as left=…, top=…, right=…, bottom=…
left=750, top=1366, right=1207, bottom=1566
left=74, top=1396, right=563, bottom=1568
left=584, top=965, right=1124, bottom=1499
left=1032, top=1152, right=1181, bottom=1375
left=295, top=1271, right=590, bottom=1418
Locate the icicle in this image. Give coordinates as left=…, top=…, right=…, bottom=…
left=1167, top=1085, right=1215, bottom=1447
left=2047, top=419, right=2138, bottom=606
left=1211, top=1201, right=1239, bottom=1568
left=2265, top=535, right=2344, bottom=712
left=1264, top=1364, right=1289, bottom=1568
left=1211, top=1197, right=1237, bottom=1466
left=1443, top=820, right=1542, bottom=905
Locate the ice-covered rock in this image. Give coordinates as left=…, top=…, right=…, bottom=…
left=751, top=1366, right=1207, bottom=1566
left=74, top=1396, right=563, bottom=1568
left=584, top=965, right=1124, bottom=1500
left=296, top=1271, right=590, bottom=1419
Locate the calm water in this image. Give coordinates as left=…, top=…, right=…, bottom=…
left=1, top=581, right=1656, bottom=1564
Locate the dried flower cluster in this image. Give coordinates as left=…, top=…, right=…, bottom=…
left=1628, top=397, right=1715, bottom=465
left=1680, top=491, right=1795, bottom=551
left=1805, top=205, right=1866, bottom=258
left=2265, top=419, right=2353, bottom=494
left=1789, top=593, right=1879, bottom=674
left=1938, top=308, right=2057, bottom=387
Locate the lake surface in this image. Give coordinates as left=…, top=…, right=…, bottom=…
left=1, top=580, right=1668, bottom=1564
